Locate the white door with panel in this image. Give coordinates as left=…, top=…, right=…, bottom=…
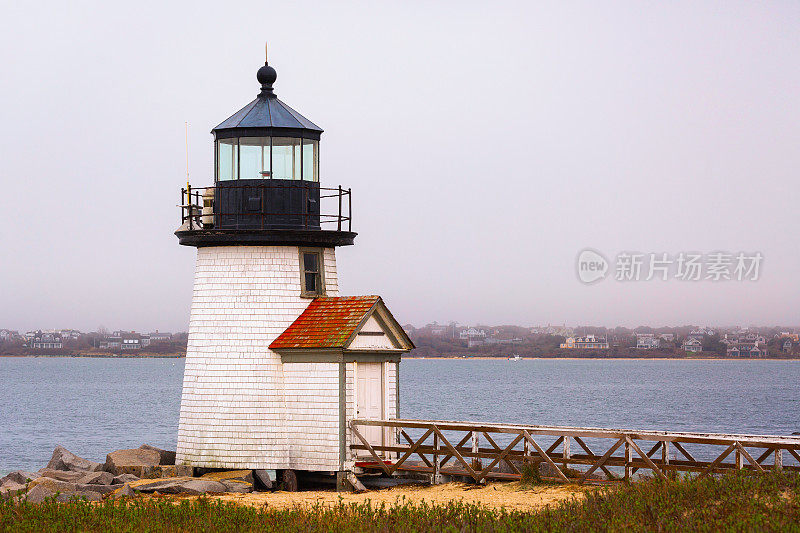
left=356, top=362, right=384, bottom=456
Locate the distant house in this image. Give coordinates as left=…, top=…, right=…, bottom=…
left=121, top=338, right=141, bottom=350
left=727, top=344, right=765, bottom=358
left=31, top=331, right=63, bottom=350
left=0, top=329, right=19, bottom=341
left=783, top=339, right=793, bottom=353
left=149, top=331, right=173, bottom=342
left=459, top=327, right=485, bottom=340
left=106, top=337, right=122, bottom=349
left=636, top=333, right=660, bottom=349
left=659, top=333, right=675, bottom=343
left=683, top=337, right=702, bottom=353
left=561, top=335, right=609, bottom=350
left=460, top=327, right=486, bottom=348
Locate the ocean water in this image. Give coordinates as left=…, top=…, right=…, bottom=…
left=1, top=357, right=798, bottom=474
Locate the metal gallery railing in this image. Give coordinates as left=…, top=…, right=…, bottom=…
left=179, top=183, right=352, bottom=232
left=351, top=419, right=800, bottom=485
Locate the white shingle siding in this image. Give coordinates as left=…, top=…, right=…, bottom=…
left=176, top=245, right=341, bottom=471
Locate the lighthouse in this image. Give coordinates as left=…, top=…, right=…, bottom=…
left=174, top=53, right=414, bottom=489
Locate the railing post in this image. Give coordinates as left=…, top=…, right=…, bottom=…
left=471, top=431, right=480, bottom=470
left=432, top=432, right=441, bottom=485
left=523, top=435, right=529, bottom=466
left=563, top=436, right=571, bottom=471
left=187, top=184, right=193, bottom=230
left=625, top=438, right=632, bottom=480
left=775, top=449, right=783, bottom=471
left=348, top=188, right=352, bottom=232
left=337, top=185, right=342, bottom=231
left=735, top=444, right=743, bottom=470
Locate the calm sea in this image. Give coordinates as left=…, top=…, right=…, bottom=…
left=1, top=357, right=799, bottom=475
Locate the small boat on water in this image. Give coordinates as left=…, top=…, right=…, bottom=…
left=508, top=354, right=521, bottom=361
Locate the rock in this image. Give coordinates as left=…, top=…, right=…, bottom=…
left=0, top=481, right=27, bottom=500
left=132, top=478, right=227, bottom=495
left=104, top=448, right=161, bottom=476
left=252, top=470, right=272, bottom=490
left=37, top=469, right=85, bottom=482
left=0, top=471, right=38, bottom=486
left=28, top=477, right=77, bottom=494
left=112, top=483, right=136, bottom=499
left=138, top=465, right=192, bottom=479
left=112, top=473, right=139, bottom=484
left=46, top=446, right=102, bottom=472
left=77, top=471, right=115, bottom=485
left=76, top=483, right=122, bottom=495
left=220, top=480, right=252, bottom=493
left=56, top=490, right=103, bottom=502
left=139, top=445, right=176, bottom=466
left=24, top=484, right=55, bottom=503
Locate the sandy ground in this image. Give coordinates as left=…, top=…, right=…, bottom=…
left=193, top=481, right=593, bottom=512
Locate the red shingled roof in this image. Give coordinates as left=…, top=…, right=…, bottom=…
left=270, top=296, right=381, bottom=350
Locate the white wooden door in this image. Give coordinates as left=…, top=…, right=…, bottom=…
left=356, top=362, right=384, bottom=455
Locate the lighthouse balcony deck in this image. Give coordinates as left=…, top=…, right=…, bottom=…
left=175, top=183, right=355, bottom=247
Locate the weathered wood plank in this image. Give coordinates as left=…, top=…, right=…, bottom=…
left=626, top=437, right=667, bottom=481
left=523, top=431, right=570, bottom=483
left=581, top=437, right=625, bottom=484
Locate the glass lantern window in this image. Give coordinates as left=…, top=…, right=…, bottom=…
left=239, top=137, right=271, bottom=180
left=217, top=139, right=238, bottom=181
left=302, top=139, right=319, bottom=182
left=216, top=136, right=317, bottom=181
left=272, top=137, right=302, bottom=180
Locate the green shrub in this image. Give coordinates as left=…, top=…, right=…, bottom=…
left=1, top=470, right=798, bottom=532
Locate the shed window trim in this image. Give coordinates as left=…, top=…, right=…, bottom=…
left=299, top=248, right=326, bottom=297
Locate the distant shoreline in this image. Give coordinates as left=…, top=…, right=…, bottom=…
left=2, top=354, right=798, bottom=361
left=404, top=355, right=800, bottom=361
left=0, top=353, right=185, bottom=358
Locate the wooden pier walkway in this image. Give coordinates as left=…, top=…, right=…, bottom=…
left=351, top=419, right=800, bottom=484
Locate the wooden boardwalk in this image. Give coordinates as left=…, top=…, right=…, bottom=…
left=351, top=419, right=800, bottom=484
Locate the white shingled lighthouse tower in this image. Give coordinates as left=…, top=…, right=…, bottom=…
left=174, top=51, right=414, bottom=490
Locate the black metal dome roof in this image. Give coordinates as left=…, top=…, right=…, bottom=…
left=212, top=62, right=323, bottom=140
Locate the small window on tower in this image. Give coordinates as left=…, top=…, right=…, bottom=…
left=299, top=249, right=325, bottom=297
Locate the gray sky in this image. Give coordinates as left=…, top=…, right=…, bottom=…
left=1, top=1, right=798, bottom=332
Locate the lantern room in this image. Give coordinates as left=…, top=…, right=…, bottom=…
left=176, top=60, right=354, bottom=248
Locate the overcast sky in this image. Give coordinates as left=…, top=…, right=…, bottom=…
left=1, top=1, right=798, bottom=332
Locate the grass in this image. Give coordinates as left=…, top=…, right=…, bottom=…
left=1, top=470, right=799, bottom=532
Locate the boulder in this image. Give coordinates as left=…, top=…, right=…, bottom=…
left=252, top=470, right=272, bottom=490
left=112, top=483, right=136, bottom=499
left=112, top=473, right=139, bottom=485
left=76, top=483, right=122, bottom=495
left=132, top=478, right=227, bottom=495
left=56, top=490, right=103, bottom=502
left=139, top=445, right=176, bottom=466
left=0, top=471, right=38, bottom=486
left=77, top=471, right=115, bottom=485
left=138, top=465, right=192, bottom=479
left=28, top=477, right=77, bottom=494
left=24, top=484, right=55, bottom=503
left=37, top=469, right=85, bottom=482
left=220, top=480, right=252, bottom=493
left=46, top=446, right=102, bottom=472
left=104, top=448, right=161, bottom=476
left=0, top=481, right=27, bottom=500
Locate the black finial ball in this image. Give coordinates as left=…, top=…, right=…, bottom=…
left=257, top=64, right=277, bottom=86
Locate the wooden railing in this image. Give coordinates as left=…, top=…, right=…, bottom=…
left=350, top=419, right=800, bottom=484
